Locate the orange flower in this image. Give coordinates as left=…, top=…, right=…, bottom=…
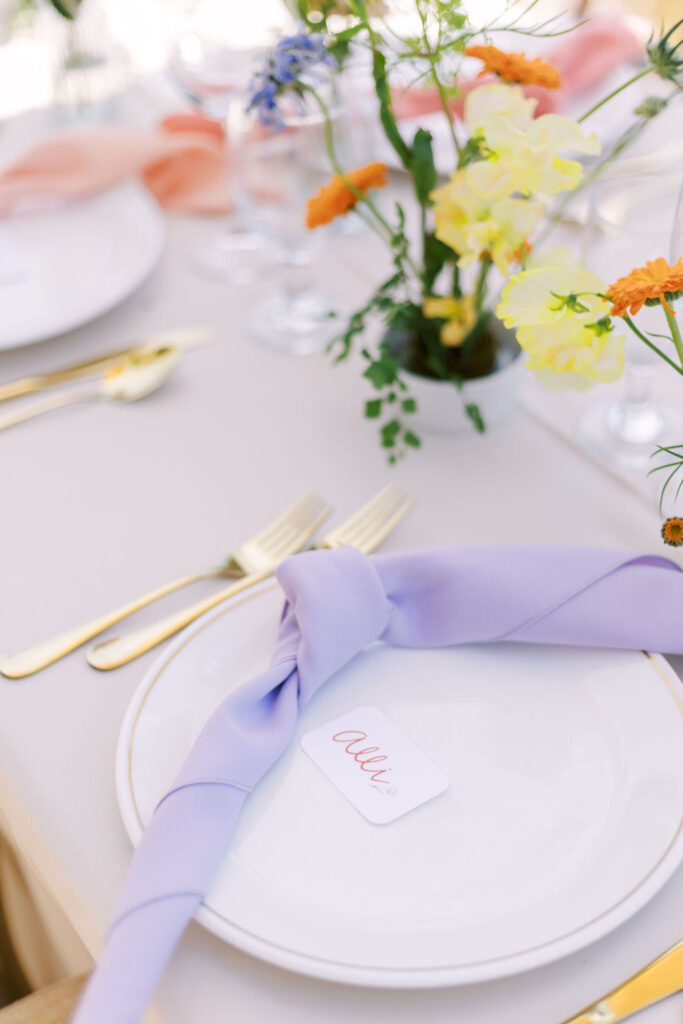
left=606, top=257, right=683, bottom=317
left=306, top=162, right=388, bottom=229
left=465, top=44, right=562, bottom=89
left=662, top=517, right=683, bottom=547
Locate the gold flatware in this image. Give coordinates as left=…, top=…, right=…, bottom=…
left=0, top=347, right=180, bottom=432
left=0, top=493, right=330, bottom=679
left=0, top=328, right=209, bottom=404
left=87, top=484, right=412, bottom=671
left=560, top=940, right=683, bottom=1024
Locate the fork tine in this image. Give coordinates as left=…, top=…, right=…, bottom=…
left=254, top=492, right=324, bottom=545
left=261, top=495, right=329, bottom=555
left=333, top=487, right=408, bottom=547
left=327, top=484, right=402, bottom=541
left=269, top=501, right=331, bottom=559
left=351, top=496, right=413, bottom=553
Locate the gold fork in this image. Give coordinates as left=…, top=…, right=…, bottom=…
left=0, top=493, right=330, bottom=679
left=87, top=484, right=412, bottom=671
left=560, top=940, right=683, bottom=1024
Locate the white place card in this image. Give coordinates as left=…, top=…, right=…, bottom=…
left=301, top=705, right=449, bottom=825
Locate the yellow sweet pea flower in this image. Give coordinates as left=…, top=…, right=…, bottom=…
left=497, top=255, right=624, bottom=386
left=431, top=170, right=543, bottom=273
left=465, top=83, right=536, bottom=134
left=463, top=84, right=600, bottom=198
left=423, top=294, right=477, bottom=347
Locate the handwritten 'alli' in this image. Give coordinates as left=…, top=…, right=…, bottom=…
left=332, top=729, right=393, bottom=785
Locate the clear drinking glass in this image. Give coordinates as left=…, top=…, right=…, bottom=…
left=577, top=172, right=683, bottom=468
left=52, top=0, right=126, bottom=124
left=169, top=35, right=274, bottom=284
left=231, top=86, right=342, bottom=354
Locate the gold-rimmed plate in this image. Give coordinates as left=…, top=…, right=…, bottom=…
left=116, top=580, right=683, bottom=988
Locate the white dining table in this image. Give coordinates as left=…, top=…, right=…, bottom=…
left=0, top=88, right=682, bottom=1024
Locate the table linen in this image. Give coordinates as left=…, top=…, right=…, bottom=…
left=0, top=78, right=682, bottom=1024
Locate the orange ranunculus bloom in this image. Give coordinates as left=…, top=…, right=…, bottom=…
left=606, top=257, right=683, bottom=317
left=465, top=44, right=562, bottom=89
left=306, top=162, right=388, bottom=229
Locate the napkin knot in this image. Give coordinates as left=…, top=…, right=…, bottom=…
left=276, top=545, right=392, bottom=706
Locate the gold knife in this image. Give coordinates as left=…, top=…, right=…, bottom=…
left=0, top=328, right=209, bottom=403
left=560, top=940, right=683, bottom=1024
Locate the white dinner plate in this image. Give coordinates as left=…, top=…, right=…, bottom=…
left=117, top=580, right=683, bottom=988
left=0, top=181, right=164, bottom=350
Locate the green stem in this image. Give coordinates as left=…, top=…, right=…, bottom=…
left=536, top=108, right=661, bottom=247
left=664, top=305, right=683, bottom=367
left=430, top=63, right=461, bottom=157
left=415, top=0, right=461, bottom=157
left=623, top=314, right=683, bottom=375
left=578, top=68, right=652, bottom=123
left=474, top=256, right=492, bottom=314
left=311, top=90, right=391, bottom=242
left=308, top=87, right=421, bottom=281
left=420, top=202, right=428, bottom=295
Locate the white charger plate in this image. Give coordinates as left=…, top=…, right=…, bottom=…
left=117, top=580, right=683, bottom=988
left=0, top=181, right=164, bottom=350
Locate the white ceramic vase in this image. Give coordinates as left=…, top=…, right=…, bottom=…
left=391, top=321, right=526, bottom=436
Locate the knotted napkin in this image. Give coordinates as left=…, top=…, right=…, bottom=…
left=0, top=114, right=230, bottom=217
left=74, top=545, right=683, bottom=1024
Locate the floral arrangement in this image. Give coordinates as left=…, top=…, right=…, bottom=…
left=250, top=3, right=682, bottom=466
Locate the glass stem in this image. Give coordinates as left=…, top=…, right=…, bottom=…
left=608, top=353, right=662, bottom=447
left=281, top=250, right=312, bottom=304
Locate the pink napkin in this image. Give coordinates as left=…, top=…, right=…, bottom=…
left=393, top=17, right=645, bottom=122
left=0, top=113, right=230, bottom=216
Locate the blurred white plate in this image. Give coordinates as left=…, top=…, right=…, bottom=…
left=117, top=580, right=683, bottom=988
left=0, top=181, right=164, bottom=350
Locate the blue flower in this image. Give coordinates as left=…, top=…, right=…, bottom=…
left=247, top=29, right=337, bottom=129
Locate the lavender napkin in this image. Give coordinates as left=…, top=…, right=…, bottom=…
left=74, top=545, right=683, bottom=1024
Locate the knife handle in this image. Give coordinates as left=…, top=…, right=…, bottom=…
left=562, top=941, right=683, bottom=1024
left=86, top=569, right=272, bottom=670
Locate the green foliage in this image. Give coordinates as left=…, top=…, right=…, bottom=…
left=330, top=268, right=405, bottom=362
left=646, top=19, right=683, bottom=86
left=428, top=0, right=466, bottom=31
left=363, top=351, right=400, bottom=389
left=412, top=128, right=437, bottom=207
left=465, top=403, right=485, bottom=433
left=365, top=399, right=383, bottom=418
left=633, top=96, right=669, bottom=119
left=49, top=0, right=82, bottom=18
left=358, top=342, right=420, bottom=462
left=381, top=419, right=402, bottom=447
left=457, top=135, right=489, bottom=169
left=326, top=24, right=364, bottom=64
left=372, top=49, right=413, bottom=170
left=422, top=233, right=455, bottom=294
left=649, top=444, right=683, bottom=516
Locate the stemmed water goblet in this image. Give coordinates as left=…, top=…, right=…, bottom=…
left=230, top=81, right=344, bottom=354
left=577, top=171, right=683, bottom=468
left=169, top=34, right=274, bottom=284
